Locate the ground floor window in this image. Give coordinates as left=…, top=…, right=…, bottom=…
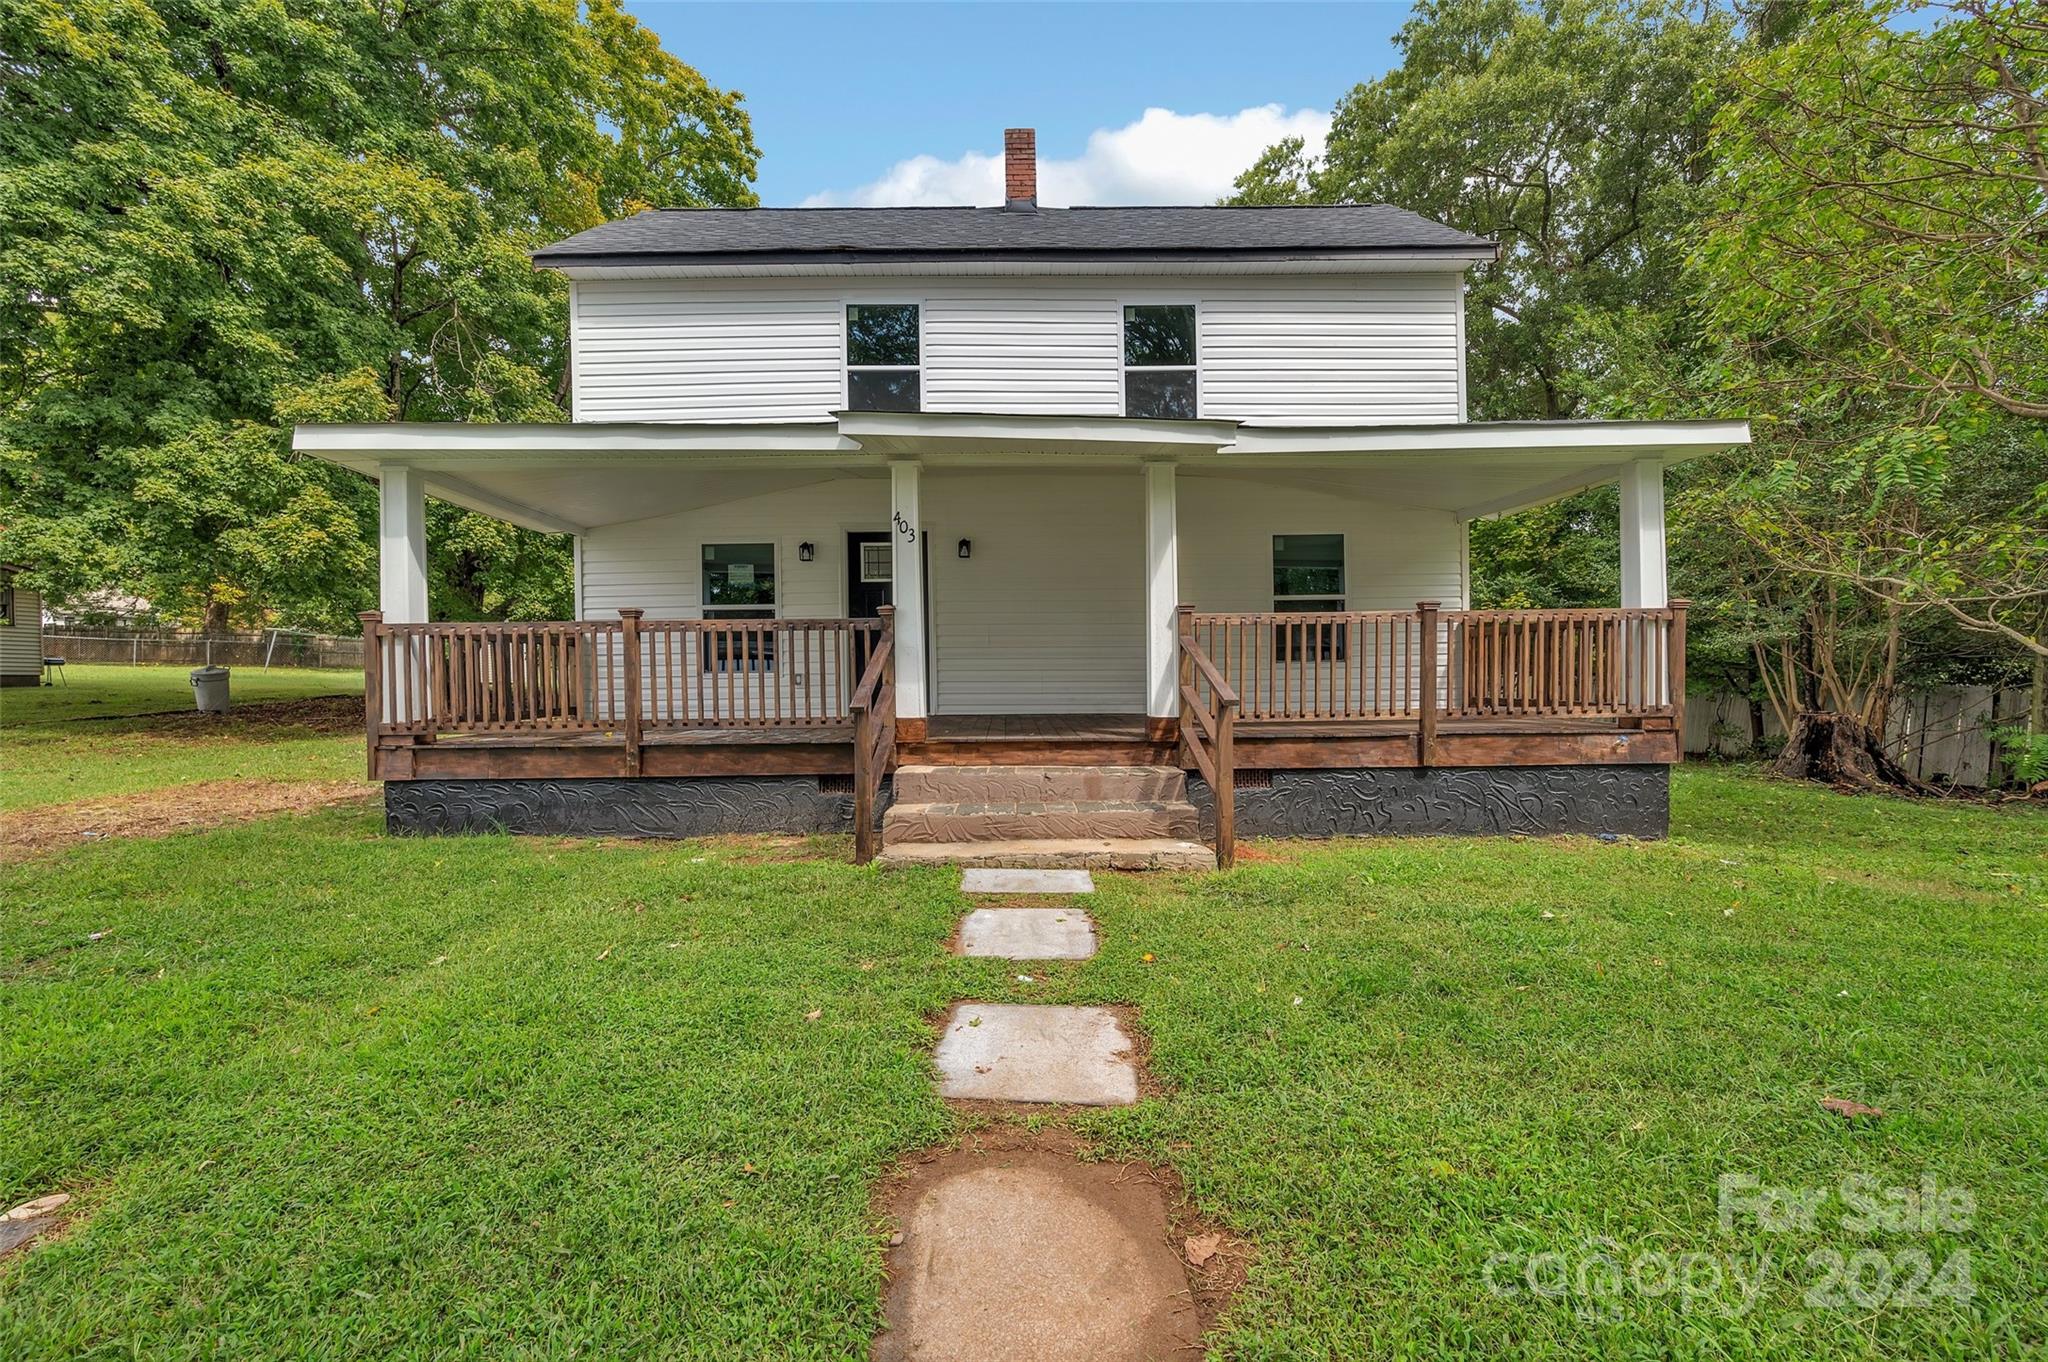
left=1272, top=533, right=1346, bottom=660
left=702, top=543, right=776, bottom=670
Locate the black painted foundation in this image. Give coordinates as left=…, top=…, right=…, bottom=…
left=385, top=766, right=1668, bottom=842
left=386, top=776, right=890, bottom=838
left=1186, top=765, right=1669, bottom=840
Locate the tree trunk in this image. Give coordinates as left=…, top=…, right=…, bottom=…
left=2032, top=648, right=2045, bottom=736
left=1773, top=711, right=1936, bottom=794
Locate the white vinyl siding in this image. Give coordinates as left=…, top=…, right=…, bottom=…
left=572, top=286, right=844, bottom=422
left=0, top=580, right=42, bottom=681
left=571, top=274, right=1464, bottom=425
left=572, top=471, right=1466, bottom=718
left=1176, top=475, right=1465, bottom=612
left=924, top=294, right=1121, bottom=415
left=579, top=479, right=889, bottom=620
left=1199, top=277, right=1464, bottom=423
left=925, top=471, right=1145, bottom=714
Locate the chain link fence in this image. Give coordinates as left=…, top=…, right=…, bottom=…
left=42, top=627, right=363, bottom=671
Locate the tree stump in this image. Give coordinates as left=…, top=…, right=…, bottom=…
left=1773, top=711, right=1935, bottom=794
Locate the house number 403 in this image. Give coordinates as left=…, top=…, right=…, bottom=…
left=893, top=511, right=917, bottom=544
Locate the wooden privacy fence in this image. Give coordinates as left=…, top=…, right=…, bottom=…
left=1185, top=603, right=1686, bottom=725
left=359, top=611, right=884, bottom=741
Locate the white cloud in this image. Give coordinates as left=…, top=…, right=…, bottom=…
left=799, top=105, right=1330, bottom=208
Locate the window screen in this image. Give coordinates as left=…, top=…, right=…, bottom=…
left=847, top=304, right=920, bottom=412
left=1123, top=304, right=1197, bottom=419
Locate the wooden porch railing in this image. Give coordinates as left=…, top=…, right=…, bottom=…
left=1177, top=600, right=1684, bottom=867
left=849, top=606, right=897, bottom=865
left=1176, top=605, right=1240, bottom=870
left=1186, top=603, right=1687, bottom=736
left=359, top=611, right=885, bottom=743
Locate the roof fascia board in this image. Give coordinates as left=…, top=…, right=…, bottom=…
left=293, top=421, right=854, bottom=457
left=541, top=251, right=1494, bottom=279
left=1219, top=419, right=1751, bottom=459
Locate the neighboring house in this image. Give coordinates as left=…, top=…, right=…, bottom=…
left=0, top=565, right=45, bottom=688
left=296, top=129, right=1748, bottom=867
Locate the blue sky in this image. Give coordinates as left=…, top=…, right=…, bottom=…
left=625, top=2, right=1416, bottom=206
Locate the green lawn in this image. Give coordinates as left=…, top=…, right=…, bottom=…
left=1, top=665, right=362, bottom=812
left=2, top=769, right=2042, bottom=1357
left=2, top=663, right=361, bottom=725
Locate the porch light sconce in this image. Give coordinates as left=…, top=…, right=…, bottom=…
left=797, top=542, right=815, bottom=562
left=957, top=538, right=972, bottom=559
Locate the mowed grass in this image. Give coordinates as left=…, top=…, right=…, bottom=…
left=1, top=665, right=362, bottom=812
left=2, top=663, right=361, bottom=725
left=2, top=769, right=2043, bottom=1358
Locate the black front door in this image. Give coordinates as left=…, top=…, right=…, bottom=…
left=848, top=532, right=893, bottom=675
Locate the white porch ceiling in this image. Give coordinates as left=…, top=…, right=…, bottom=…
left=294, top=414, right=1749, bottom=533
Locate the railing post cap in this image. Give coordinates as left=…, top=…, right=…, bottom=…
left=616, top=607, right=644, bottom=620
left=1670, top=598, right=1691, bottom=608
left=1416, top=600, right=1442, bottom=610
left=876, top=603, right=895, bottom=616
left=359, top=610, right=383, bottom=622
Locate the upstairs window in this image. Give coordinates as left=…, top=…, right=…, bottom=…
left=1273, top=534, right=1346, bottom=660
left=846, top=304, right=920, bottom=412
left=1123, top=304, right=1197, bottom=419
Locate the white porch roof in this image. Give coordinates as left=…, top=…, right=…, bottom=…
left=293, top=412, right=1749, bottom=535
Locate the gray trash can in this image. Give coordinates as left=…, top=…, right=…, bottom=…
left=190, top=665, right=231, bottom=714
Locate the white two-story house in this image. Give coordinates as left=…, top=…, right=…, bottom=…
left=297, top=129, right=1747, bottom=867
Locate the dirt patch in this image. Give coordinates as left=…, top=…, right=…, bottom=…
left=2, top=779, right=374, bottom=862
left=64, top=694, right=365, bottom=737
left=0, top=1192, right=79, bottom=1263
left=872, top=1125, right=1246, bottom=1360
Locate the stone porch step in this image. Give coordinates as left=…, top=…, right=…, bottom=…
left=877, top=838, right=1216, bottom=871
left=884, top=798, right=1201, bottom=844
left=892, top=764, right=1187, bottom=805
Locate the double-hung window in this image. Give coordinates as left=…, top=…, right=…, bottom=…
left=1272, top=534, right=1346, bottom=660
left=1122, top=304, right=1197, bottom=418
left=702, top=542, right=777, bottom=671
left=846, top=304, right=920, bottom=412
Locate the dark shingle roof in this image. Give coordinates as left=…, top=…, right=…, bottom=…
left=531, top=205, right=1495, bottom=267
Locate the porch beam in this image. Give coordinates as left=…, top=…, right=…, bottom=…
left=1619, top=459, right=1668, bottom=609
left=889, top=460, right=928, bottom=720
left=377, top=463, right=429, bottom=623
left=1143, top=462, right=1180, bottom=719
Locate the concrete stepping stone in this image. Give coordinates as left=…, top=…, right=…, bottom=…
left=875, top=1146, right=1199, bottom=1361
left=961, top=867, right=1094, bottom=894
left=956, top=907, right=1096, bottom=960
left=935, top=1004, right=1137, bottom=1106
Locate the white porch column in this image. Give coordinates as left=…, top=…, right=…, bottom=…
left=378, top=463, right=429, bottom=623
left=1143, top=461, right=1180, bottom=719
left=1619, top=459, right=1668, bottom=609
left=889, top=460, right=927, bottom=720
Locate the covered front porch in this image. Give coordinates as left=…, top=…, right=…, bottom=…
left=299, top=411, right=1743, bottom=864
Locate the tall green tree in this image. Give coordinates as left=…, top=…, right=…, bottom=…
left=0, top=0, right=757, bottom=630
left=1695, top=0, right=2048, bottom=746
left=1231, top=0, right=1743, bottom=610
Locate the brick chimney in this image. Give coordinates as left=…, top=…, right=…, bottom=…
left=1003, top=128, right=1036, bottom=210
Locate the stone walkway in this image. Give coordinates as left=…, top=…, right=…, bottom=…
left=875, top=866, right=1201, bottom=1361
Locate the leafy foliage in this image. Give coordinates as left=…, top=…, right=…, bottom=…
left=1697, top=0, right=2048, bottom=427
left=0, top=0, right=757, bottom=628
